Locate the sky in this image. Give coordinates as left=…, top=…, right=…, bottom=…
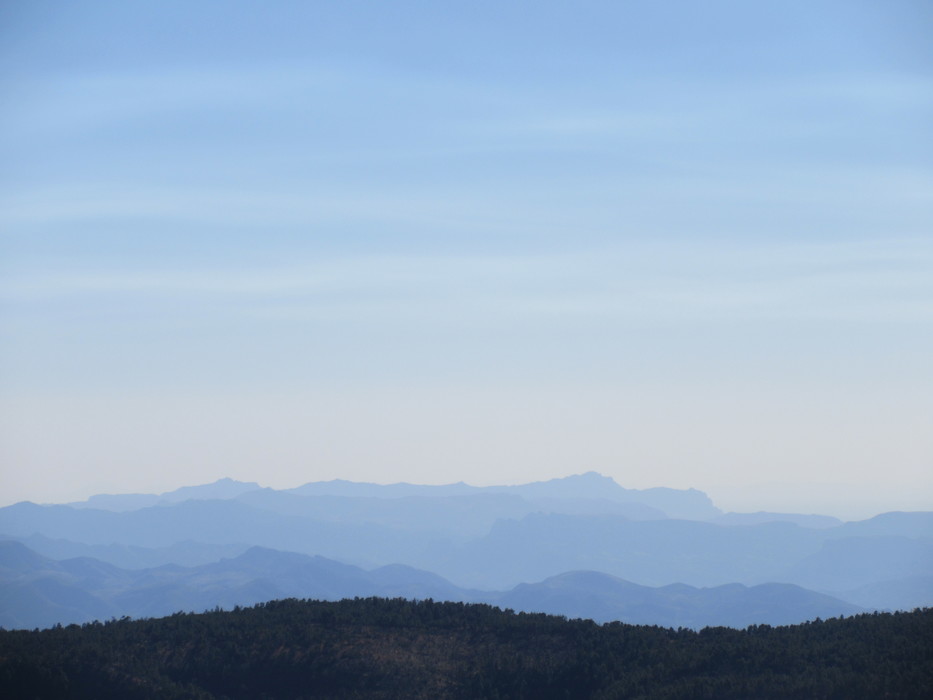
left=0, top=0, right=931, bottom=519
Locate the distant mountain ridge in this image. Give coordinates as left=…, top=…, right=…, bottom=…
left=498, top=570, right=863, bottom=628
left=3, top=473, right=930, bottom=623
left=61, top=472, right=721, bottom=520
left=66, top=477, right=262, bottom=512
left=713, top=512, right=843, bottom=529
left=5, top=505, right=927, bottom=609
left=0, top=541, right=863, bottom=631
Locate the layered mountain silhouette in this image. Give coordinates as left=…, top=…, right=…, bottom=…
left=1, top=473, right=930, bottom=629
left=65, top=477, right=264, bottom=512
left=496, top=571, right=863, bottom=628
left=64, top=472, right=720, bottom=520
left=0, top=541, right=863, bottom=631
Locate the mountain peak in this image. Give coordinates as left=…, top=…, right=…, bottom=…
left=485, top=472, right=624, bottom=500
left=163, top=478, right=261, bottom=501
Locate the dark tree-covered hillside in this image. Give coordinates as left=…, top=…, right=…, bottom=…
left=1, top=598, right=930, bottom=699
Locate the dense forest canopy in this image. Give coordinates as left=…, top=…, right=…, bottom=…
left=1, top=598, right=931, bottom=699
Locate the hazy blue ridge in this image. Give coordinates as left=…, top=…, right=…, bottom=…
left=58, top=472, right=717, bottom=519
left=491, top=571, right=865, bottom=628
left=1, top=475, right=931, bottom=609
left=64, top=477, right=264, bottom=511
left=713, top=512, right=843, bottom=529
left=0, top=541, right=865, bottom=631
left=835, top=575, right=933, bottom=611
left=439, top=514, right=828, bottom=589
left=774, top=535, right=933, bottom=590
left=3, top=534, right=252, bottom=569
left=829, top=511, right=933, bottom=539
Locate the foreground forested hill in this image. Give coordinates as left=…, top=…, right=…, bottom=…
left=2, top=599, right=931, bottom=699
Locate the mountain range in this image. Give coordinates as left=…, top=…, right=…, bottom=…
left=0, top=541, right=863, bottom=631
left=1, top=473, right=930, bottom=630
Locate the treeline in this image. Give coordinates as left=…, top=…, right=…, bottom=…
left=1, top=598, right=931, bottom=699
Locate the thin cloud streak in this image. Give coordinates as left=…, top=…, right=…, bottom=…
left=3, top=238, right=931, bottom=325
left=2, top=163, right=930, bottom=231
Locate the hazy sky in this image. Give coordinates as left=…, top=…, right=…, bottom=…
left=1, top=1, right=931, bottom=519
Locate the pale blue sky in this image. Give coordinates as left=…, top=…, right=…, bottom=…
left=1, top=1, right=931, bottom=517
